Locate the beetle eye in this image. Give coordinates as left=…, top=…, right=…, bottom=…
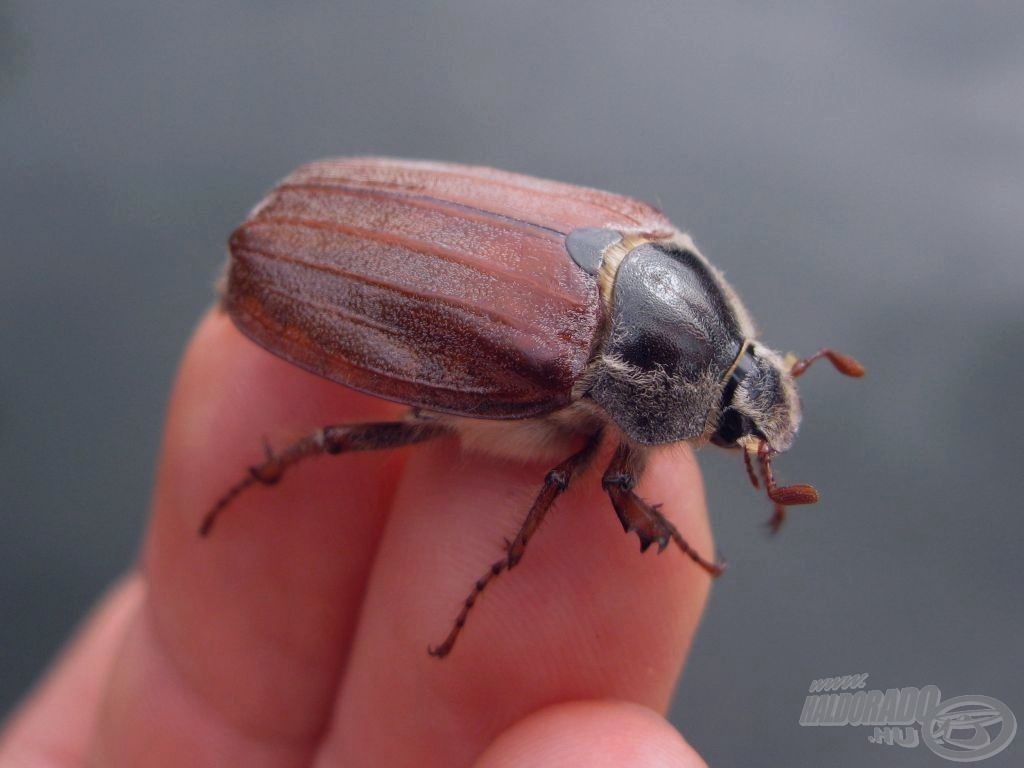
left=713, top=408, right=755, bottom=447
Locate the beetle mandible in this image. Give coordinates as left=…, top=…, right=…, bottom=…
left=199, top=157, right=864, bottom=657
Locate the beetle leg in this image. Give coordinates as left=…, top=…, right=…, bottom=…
left=767, top=503, right=787, bottom=534
left=428, top=429, right=605, bottom=658
left=757, top=442, right=818, bottom=534
left=199, top=419, right=451, bottom=536
left=742, top=447, right=760, bottom=489
left=602, top=442, right=726, bottom=576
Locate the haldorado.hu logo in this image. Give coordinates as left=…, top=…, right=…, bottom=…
left=799, top=674, right=1016, bottom=762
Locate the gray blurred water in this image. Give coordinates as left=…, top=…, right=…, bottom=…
left=2, top=2, right=1022, bottom=765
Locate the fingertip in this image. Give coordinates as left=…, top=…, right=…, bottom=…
left=473, top=700, right=707, bottom=768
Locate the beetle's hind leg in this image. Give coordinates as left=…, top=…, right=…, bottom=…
left=428, top=429, right=605, bottom=658
left=199, top=418, right=451, bottom=536
left=602, top=442, right=726, bottom=576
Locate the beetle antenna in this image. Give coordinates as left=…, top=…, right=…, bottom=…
left=757, top=442, right=818, bottom=533
left=789, top=348, right=865, bottom=379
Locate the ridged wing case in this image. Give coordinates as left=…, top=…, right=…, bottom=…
left=225, top=157, right=673, bottom=418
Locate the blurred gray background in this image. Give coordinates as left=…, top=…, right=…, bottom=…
left=2, top=2, right=1022, bottom=765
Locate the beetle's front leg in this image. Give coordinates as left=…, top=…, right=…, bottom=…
left=199, top=417, right=451, bottom=536
left=428, top=428, right=605, bottom=658
left=602, top=442, right=726, bottom=576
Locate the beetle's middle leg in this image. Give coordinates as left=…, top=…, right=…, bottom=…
left=199, top=418, right=451, bottom=536
left=602, top=442, right=726, bottom=576
left=428, top=428, right=605, bottom=658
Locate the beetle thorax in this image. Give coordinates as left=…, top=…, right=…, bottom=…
left=577, top=233, right=754, bottom=446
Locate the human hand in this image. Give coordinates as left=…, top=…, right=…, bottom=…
left=1, top=310, right=713, bottom=767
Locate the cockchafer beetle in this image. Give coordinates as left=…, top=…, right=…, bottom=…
left=200, top=157, right=864, bottom=657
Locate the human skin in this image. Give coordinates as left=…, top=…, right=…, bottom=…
left=0, top=310, right=713, bottom=767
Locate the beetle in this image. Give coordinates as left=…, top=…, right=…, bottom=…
left=200, top=157, right=864, bottom=657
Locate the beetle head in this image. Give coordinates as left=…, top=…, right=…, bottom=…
left=711, top=342, right=801, bottom=454
left=711, top=342, right=865, bottom=530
